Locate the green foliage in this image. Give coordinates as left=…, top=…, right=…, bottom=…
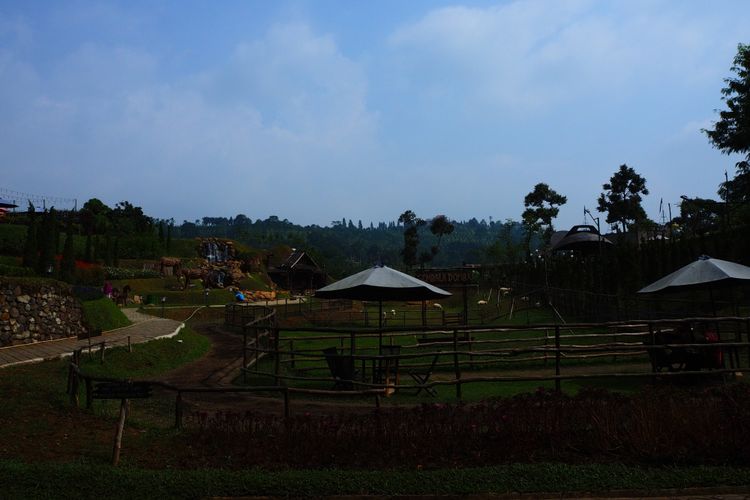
left=0, top=223, right=27, bottom=255
left=597, top=164, right=650, bottom=232
left=36, top=208, right=58, bottom=275
left=80, top=297, right=131, bottom=331
left=398, top=210, right=425, bottom=268
left=701, top=43, right=750, bottom=225
left=704, top=43, right=750, bottom=159
left=674, top=196, right=723, bottom=236
left=0, top=263, right=35, bottom=277
left=428, top=214, right=455, bottom=260
left=21, top=209, right=37, bottom=269
left=78, top=326, right=209, bottom=379
left=60, top=230, right=76, bottom=283
left=522, top=183, right=567, bottom=246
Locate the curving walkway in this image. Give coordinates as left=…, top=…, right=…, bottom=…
left=0, top=309, right=183, bottom=369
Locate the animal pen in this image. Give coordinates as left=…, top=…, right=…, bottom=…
left=63, top=304, right=750, bottom=446
left=228, top=304, right=750, bottom=400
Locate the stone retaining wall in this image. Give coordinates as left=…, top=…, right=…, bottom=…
left=0, top=280, right=87, bottom=347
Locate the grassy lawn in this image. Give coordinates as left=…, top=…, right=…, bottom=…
left=2, top=315, right=749, bottom=497
left=2, top=460, right=750, bottom=499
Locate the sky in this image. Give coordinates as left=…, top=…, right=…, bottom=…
left=1, top=0, right=748, bottom=230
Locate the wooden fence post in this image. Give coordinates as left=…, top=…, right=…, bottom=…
left=112, top=398, right=128, bottom=466
left=99, top=342, right=105, bottom=363
left=128, top=335, right=132, bottom=353
left=554, top=325, right=561, bottom=392
left=453, top=329, right=462, bottom=400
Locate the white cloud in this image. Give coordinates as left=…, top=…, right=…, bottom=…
left=0, top=21, right=379, bottom=223
left=387, top=0, right=744, bottom=114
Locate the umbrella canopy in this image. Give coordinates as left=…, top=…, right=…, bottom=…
left=316, top=265, right=451, bottom=353
left=315, top=265, right=451, bottom=302
left=638, top=255, right=750, bottom=294
left=0, top=198, right=18, bottom=209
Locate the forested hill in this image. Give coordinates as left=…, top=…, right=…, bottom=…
left=173, top=216, right=526, bottom=277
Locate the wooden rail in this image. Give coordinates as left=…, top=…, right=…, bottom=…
left=66, top=315, right=750, bottom=424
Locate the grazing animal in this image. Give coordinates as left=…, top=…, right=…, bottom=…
left=477, top=300, right=487, bottom=306
left=432, top=303, right=443, bottom=310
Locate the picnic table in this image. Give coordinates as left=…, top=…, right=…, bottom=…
left=322, top=346, right=402, bottom=395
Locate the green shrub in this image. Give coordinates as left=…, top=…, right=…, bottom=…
left=80, top=298, right=131, bottom=331
left=0, top=263, right=35, bottom=277
left=0, top=223, right=26, bottom=255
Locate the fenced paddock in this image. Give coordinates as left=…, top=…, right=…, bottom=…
left=239, top=310, right=750, bottom=401
left=64, top=305, right=750, bottom=433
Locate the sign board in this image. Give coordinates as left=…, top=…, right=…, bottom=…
left=93, top=381, right=152, bottom=400
left=416, top=268, right=477, bottom=286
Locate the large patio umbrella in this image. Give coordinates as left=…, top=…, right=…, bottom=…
left=638, top=256, right=750, bottom=294
left=638, top=255, right=750, bottom=316
left=315, top=265, right=451, bottom=352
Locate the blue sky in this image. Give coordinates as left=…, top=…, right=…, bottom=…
left=1, top=0, right=748, bottom=230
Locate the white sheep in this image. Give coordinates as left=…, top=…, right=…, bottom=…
left=477, top=300, right=487, bottom=306
left=432, top=303, right=443, bottom=310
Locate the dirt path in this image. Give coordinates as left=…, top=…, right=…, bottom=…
left=150, top=321, right=387, bottom=416
left=150, top=319, right=661, bottom=418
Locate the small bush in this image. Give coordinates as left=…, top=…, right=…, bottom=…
left=0, top=263, right=35, bottom=277
left=0, top=223, right=26, bottom=255
left=80, top=297, right=131, bottom=331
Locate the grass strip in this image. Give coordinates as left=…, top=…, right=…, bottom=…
left=77, top=326, right=210, bottom=380
left=1, top=461, right=748, bottom=499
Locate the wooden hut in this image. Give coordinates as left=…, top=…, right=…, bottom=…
left=268, top=249, right=326, bottom=294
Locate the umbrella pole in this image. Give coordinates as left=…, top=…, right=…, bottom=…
left=709, top=287, right=716, bottom=317
left=379, top=301, right=383, bottom=354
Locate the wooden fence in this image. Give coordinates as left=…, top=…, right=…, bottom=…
left=67, top=315, right=750, bottom=427
left=244, top=316, right=750, bottom=399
